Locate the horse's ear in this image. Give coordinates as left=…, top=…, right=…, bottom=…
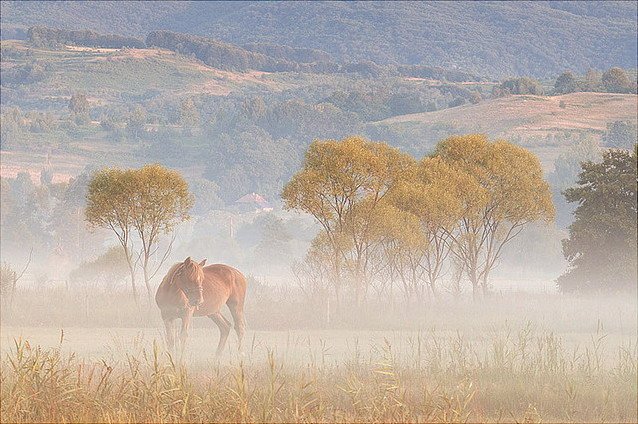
left=183, top=257, right=191, bottom=264
left=199, top=259, right=207, bottom=266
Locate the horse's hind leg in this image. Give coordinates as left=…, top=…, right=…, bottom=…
left=208, top=312, right=231, bottom=357
left=228, top=302, right=246, bottom=352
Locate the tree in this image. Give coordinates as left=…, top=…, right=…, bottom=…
left=601, top=67, right=633, bottom=93
left=86, top=165, right=193, bottom=304
left=252, top=214, right=294, bottom=275
left=583, top=69, right=601, bottom=92
left=0, top=250, right=32, bottom=312
left=0, top=172, right=52, bottom=256
left=434, top=135, right=555, bottom=298
left=178, top=98, right=200, bottom=135
left=282, top=136, right=413, bottom=306
left=557, top=147, right=637, bottom=292
left=68, top=246, right=129, bottom=288
left=126, top=105, right=147, bottom=140
left=602, top=121, right=637, bottom=150
left=69, top=92, right=90, bottom=125
left=86, top=168, right=140, bottom=303
left=49, top=168, right=106, bottom=262
left=494, top=77, right=544, bottom=96
left=554, top=71, right=579, bottom=94
left=373, top=202, right=426, bottom=302
left=132, top=164, right=193, bottom=302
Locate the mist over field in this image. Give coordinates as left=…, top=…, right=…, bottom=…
left=0, top=1, right=637, bottom=423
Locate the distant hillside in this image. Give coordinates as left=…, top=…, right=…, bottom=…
left=377, top=92, right=638, bottom=137
left=2, top=1, right=636, bottom=78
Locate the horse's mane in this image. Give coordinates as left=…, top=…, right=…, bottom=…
left=162, top=260, right=204, bottom=287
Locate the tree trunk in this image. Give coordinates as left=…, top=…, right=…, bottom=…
left=481, top=270, right=491, bottom=297
left=126, top=258, right=139, bottom=307
left=468, top=267, right=480, bottom=302
left=143, top=260, right=153, bottom=307
left=472, top=283, right=480, bottom=302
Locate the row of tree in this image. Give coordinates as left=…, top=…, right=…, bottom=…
left=493, top=68, right=637, bottom=97
left=283, top=135, right=555, bottom=304
left=27, top=134, right=631, bottom=313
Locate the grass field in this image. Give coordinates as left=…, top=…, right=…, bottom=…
left=1, top=292, right=636, bottom=423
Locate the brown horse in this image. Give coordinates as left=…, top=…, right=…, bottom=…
left=155, top=257, right=247, bottom=356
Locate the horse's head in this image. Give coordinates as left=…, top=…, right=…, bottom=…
left=174, top=257, right=207, bottom=307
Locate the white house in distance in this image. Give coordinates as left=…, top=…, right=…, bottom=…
left=235, top=192, right=273, bottom=213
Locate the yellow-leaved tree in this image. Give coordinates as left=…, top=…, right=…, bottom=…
left=85, top=168, right=140, bottom=302
left=282, top=136, right=413, bottom=307
left=86, top=164, right=193, bottom=305
left=434, top=134, right=555, bottom=298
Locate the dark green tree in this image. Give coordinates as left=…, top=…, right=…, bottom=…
left=557, top=147, right=637, bottom=292
left=494, top=77, right=543, bottom=96
left=69, top=92, right=90, bottom=125
left=554, top=71, right=579, bottom=94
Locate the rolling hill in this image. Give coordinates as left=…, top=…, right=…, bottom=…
left=377, top=92, right=637, bottom=137
left=2, top=1, right=636, bottom=78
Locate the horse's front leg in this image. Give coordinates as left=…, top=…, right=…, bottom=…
left=163, top=317, right=177, bottom=353
left=179, top=309, right=193, bottom=357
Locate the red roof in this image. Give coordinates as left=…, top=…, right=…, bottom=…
left=236, top=192, right=270, bottom=207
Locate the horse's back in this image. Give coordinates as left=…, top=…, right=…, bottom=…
left=203, top=264, right=247, bottom=304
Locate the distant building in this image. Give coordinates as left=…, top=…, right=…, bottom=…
left=235, top=192, right=273, bottom=213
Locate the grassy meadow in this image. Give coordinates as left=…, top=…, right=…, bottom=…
left=1, top=291, right=636, bottom=423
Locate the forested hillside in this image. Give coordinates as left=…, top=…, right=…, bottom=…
left=2, top=1, right=636, bottom=78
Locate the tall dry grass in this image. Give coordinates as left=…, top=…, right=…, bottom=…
left=1, top=325, right=636, bottom=423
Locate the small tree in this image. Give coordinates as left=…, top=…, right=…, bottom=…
left=495, top=77, right=544, bottom=96
left=179, top=98, right=200, bottom=135
left=69, top=92, right=90, bottom=125
left=0, top=249, right=32, bottom=312
left=554, top=71, right=579, bottom=94
left=126, top=105, right=147, bottom=140
left=547, top=135, right=601, bottom=228
left=601, top=67, right=633, bottom=93
left=558, top=147, right=637, bottom=292
left=69, top=246, right=129, bottom=288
